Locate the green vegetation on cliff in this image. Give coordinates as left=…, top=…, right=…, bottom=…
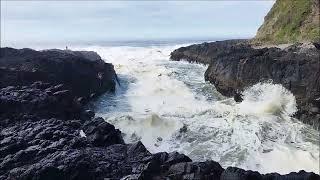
left=254, top=0, right=320, bottom=44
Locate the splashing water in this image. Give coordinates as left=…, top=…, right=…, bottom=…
left=76, top=44, right=319, bottom=175
left=237, top=82, right=297, bottom=116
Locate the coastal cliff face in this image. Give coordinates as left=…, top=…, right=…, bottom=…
left=254, top=0, right=320, bottom=44
left=0, top=48, right=117, bottom=100
left=171, top=42, right=320, bottom=129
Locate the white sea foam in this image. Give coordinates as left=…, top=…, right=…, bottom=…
left=237, top=82, right=297, bottom=117
left=79, top=130, right=86, bottom=137
left=76, top=44, right=319, bottom=174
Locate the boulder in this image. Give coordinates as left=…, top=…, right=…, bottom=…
left=82, top=117, right=124, bottom=147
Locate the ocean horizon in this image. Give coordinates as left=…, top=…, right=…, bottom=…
left=2, top=36, right=251, bottom=49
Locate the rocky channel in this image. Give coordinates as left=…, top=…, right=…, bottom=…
left=0, top=48, right=319, bottom=180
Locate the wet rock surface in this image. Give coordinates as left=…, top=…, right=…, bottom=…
left=171, top=41, right=320, bottom=129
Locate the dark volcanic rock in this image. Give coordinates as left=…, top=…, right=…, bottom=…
left=0, top=83, right=132, bottom=180
left=0, top=47, right=117, bottom=99
left=82, top=117, right=124, bottom=146
left=46, top=49, right=103, bottom=62
left=0, top=82, right=81, bottom=121
left=165, top=161, right=224, bottom=180
left=170, top=39, right=250, bottom=64
left=171, top=41, right=320, bottom=129
left=221, top=167, right=319, bottom=180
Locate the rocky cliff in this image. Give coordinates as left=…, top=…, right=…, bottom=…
left=171, top=41, right=320, bottom=129
left=254, top=0, right=320, bottom=44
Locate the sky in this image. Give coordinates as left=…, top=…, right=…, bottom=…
left=1, top=1, right=275, bottom=47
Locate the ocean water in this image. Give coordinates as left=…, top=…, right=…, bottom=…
left=73, top=41, right=319, bottom=175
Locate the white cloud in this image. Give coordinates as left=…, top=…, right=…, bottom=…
left=1, top=1, right=274, bottom=46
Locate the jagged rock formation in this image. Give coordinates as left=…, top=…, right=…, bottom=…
left=0, top=48, right=117, bottom=100
left=254, top=0, right=320, bottom=44
left=171, top=41, right=320, bottom=129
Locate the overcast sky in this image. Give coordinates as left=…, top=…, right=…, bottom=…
left=1, top=1, right=274, bottom=46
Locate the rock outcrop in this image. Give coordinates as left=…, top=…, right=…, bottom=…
left=0, top=47, right=117, bottom=100
left=1, top=82, right=319, bottom=180
left=170, top=39, right=249, bottom=64
left=171, top=41, right=320, bottom=129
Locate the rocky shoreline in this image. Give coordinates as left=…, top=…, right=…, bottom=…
left=170, top=40, right=320, bottom=130
left=0, top=48, right=319, bottom=180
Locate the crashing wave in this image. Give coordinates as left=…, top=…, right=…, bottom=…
left=237, top=82, right=297, bottom=117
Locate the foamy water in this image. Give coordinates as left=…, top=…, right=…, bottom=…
left=76, top=44, right=319, bottom=175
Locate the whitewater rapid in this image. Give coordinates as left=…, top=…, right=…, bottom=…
left=77, top=44, right=319, bottom=174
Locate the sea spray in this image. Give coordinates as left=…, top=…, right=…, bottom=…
left=237, top=82, right=297, bottom=117
left=107, top=113, right=182, bottom=151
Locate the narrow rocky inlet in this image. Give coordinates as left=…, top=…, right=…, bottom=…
left=1, top=46, right=319, bottom=179
left=82, top=43, right=319, bottom=175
